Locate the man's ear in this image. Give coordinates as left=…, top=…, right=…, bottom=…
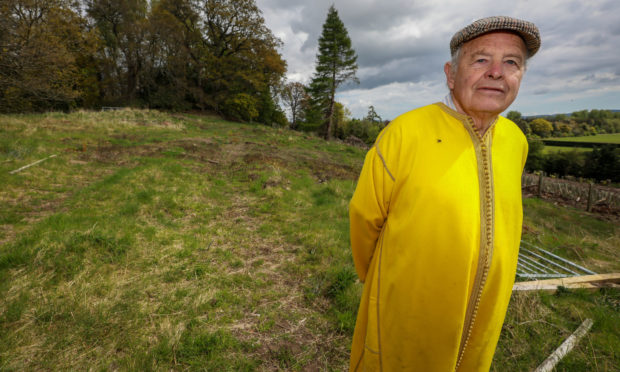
left=444, top=62, right=455, bottom=90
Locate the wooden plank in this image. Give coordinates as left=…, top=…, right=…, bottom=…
left=534, top=319, right=594, bottom=372
left=513, top=273, right=620, bottom=292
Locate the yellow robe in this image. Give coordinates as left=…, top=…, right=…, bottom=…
left=349, top=103, right=527, bottom=371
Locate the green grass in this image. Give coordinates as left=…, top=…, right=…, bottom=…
left=542, top=133, right=620, bottom=153
left=1, top=109, right=618, bottom=370
left=493, top=288, right=620, bottom=372
left=491, top=197, right=620, bottom=371
left=542, top=146, right=592, bottom=154
left=548, top=133, right=620, bottom=144
left=520, top=197, right=619, bottom=273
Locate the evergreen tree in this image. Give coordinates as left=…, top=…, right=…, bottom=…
left=309, top=5, right=358, bottom=139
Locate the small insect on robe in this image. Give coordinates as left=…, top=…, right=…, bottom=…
left=349, top=103, right=528, bottom=371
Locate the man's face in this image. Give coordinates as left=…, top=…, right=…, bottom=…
left=445, top=32, right=527, bottom=118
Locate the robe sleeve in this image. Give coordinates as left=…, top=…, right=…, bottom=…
left=349, top=139, right=396, bottom=282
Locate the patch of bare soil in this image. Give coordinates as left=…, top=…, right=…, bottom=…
left=75, top=138, right=222, bottom=167
left=303, top=157, right=359, bottom=182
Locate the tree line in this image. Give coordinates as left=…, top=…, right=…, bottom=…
left=0, top=1, right=367, bottom=140
left=1, top=1, right=367, bottom=140
left=507, top=110, right=620, bottom=138
left=0, top=0, right=287, bottom=125
left=505, top=110, right=620, bottom=182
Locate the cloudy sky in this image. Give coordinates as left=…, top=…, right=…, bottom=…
left=255, top=0, right=620, bottom=120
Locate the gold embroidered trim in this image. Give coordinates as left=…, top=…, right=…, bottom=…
left=364, top=345, right=380, bottom=354
left=376, top=228, right=385, bottom=371
left=353, top=349, right=364, bottom=371
left=374, top=127, right=396, bottom=182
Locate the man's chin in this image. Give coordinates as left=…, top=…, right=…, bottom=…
left=474, top=101, right=513, bottom=116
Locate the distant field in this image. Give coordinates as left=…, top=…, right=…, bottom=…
left=542, top=146, right=591, bottom=154
left=542, top=133, right=620, bottom=153
left=547, top=133, right=620, bottom=144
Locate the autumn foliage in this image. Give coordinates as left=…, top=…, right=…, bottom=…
left=0, top=0, right=286, bottom=123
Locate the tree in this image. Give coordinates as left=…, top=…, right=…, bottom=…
left=198, top=0, right=286, bottom=121
left=0, top=0, right=99, bottom=112
left=584, top=145, right=619, bottom=182
left=331, top=101, right=350, bottom=139
left=506, top=110, right=530, bottom=136
left=524, top=139, right=545, bottom=171
left=308, top=5, right=358, bottom=140
left=366, top=105, right=382, bottom=124
left=86, top=0, right=149, bottom=104
left=530, top=118, right=553, bottom=137
left=280, top=81, right=309, bottom=130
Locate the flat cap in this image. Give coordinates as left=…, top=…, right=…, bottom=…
left=450, top=16, right=541, bottom=58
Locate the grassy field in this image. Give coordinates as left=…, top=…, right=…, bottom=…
left=542, top=146, right=592, bottom=154
left=542, top=133, right=620, bottom=153
left=1, top=110, right=618, bottom=370
left=547, top=133, right=620, bottom=144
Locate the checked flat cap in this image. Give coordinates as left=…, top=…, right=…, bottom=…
left=450, top=16, right=541, bottom=57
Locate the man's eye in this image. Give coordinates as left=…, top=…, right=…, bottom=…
left=506, top=60, right=518, bottom=66
left=475, top=58, right=487, bottom=63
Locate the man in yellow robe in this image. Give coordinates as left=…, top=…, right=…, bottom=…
left=349, top=16, right=541, bottom=371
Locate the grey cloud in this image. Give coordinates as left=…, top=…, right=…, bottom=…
left=352, top=55, right=446, bottom=90
left=256, top=0, right=620, bottom=117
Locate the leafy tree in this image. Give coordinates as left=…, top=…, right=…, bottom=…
left=552, top=113, right=567, bottom=122
left=506, top=110, right=530, bottom=136
left=331, top=101, right=351, bottom=139
left=366, top=105, right=382, bottom=124
left=280, top=81, right=309, bottom=130
left=554, top=122, right=572, bottom=136
left=571, top=109, right=589, bottom=123
left=86, top=0, right=149, bottom=104
left=524, top=139, right=545, bottom=171
left=506, top=110, right=522, bottom=122
left=0, top=0, right=99, bottom=112
left=584, top=145, right=620, bottom=182
left=308, top=5, right=358, bottom=140
left=543, top=150, right=584, bottom=178
left=530, top=118, right=553, bottom=137
left=340, top=118, right=381, bottom=145
left=256, top=86, right=287, bottom=127
left=198, top=0, right=285, bottom=120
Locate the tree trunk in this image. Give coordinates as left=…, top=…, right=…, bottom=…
left=324, top=71, right=336, bottom=140
left=325, top=97, right=335, bottom=140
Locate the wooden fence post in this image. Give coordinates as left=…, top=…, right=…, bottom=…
left=587, top=183, right=595, bottom=212
left=538, top=172, right=544, bottom=197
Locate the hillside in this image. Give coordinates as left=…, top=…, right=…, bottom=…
left=1, top=110, right=618, bottom=370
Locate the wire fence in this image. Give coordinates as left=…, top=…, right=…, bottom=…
left=522, top=172, right=619, bottom=213
left=516, top=241, right=597, bottom=281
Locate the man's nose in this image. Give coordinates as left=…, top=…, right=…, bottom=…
left=487, top=62, right=503, bottom=79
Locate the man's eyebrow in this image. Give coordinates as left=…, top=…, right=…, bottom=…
left=504, top=53, right=524, bottom=61
left=470, top=49, right=491, bottom=56
left=469, top=49, right=525, bottom=61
